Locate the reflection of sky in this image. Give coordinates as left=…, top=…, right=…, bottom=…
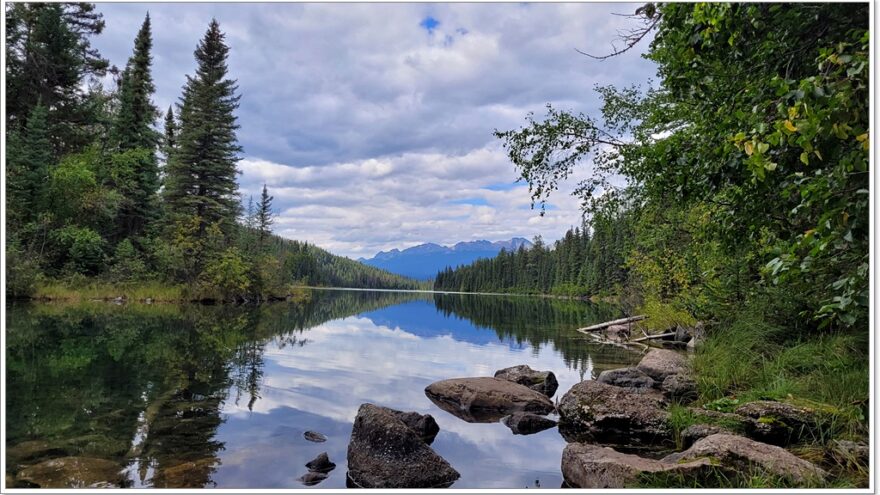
left=214, top=298, right=639, bottom=489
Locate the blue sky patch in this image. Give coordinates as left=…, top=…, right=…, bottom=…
left=483, top=182, right=523, bottom=191
left=449, top=197, right=490, bottom=206
left=420, top=16, right=440, bottom=33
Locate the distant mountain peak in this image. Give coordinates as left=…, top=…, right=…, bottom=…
left=360, top=238, right=533, bottom=280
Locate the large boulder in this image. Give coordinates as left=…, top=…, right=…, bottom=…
left=425, top=377, right=555, bottom=423
left=557, top=380, right=670, bottom=445
left=502, top=412, right=557, bottom=435
left=346, top=404, right=459, bottom=488
left=660, top=374, right=698, bottom=403
left=494, top=365, right=559, bottom=398
left=637, top=349, right=688, bottom=381
left=663, top=433, right=826, bottom=484
left=561, top=442, right=712, bottom=488
left=596, top=367, right=656, bottom=389
left=734, top=400, right=823, bottom=445
left=16, top=457, right=125, bottom=488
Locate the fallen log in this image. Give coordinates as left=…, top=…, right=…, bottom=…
left=576, top=315, right=648, bottom=334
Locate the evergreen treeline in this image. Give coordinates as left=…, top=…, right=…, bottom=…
left=434, top=216, right=630, bottom=296
left=5, top=4, right=421, bottom=300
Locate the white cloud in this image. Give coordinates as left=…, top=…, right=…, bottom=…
left=91, top=3, right=656, bottom=258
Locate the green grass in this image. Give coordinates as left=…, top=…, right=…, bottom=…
left=636, top=305, right=869, bottom=488
left=691, top=308, right=868, bottom=439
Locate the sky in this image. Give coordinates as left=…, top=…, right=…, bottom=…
left=90, top=3, right=657, bottom=259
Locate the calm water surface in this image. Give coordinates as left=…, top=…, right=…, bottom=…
left=6, top=289, right=641, bottom=489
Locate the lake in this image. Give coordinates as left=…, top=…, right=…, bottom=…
left=5, top=289, right=642, bottom=489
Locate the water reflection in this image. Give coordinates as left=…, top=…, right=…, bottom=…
left=5, top=289, right=640, bottom=489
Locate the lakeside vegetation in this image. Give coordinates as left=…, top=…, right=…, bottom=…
left=434, top=3, right=869, bottom=485
left=5, top=3, right=423, bottom=303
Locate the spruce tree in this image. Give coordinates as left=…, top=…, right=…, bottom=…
left=111, top=13, right=158, bottom=151
left=5, top=3, right=108, bottom=154
left=165, top=19, right=242, bottom=237
left=256, top=184, right=274, bottom=247
left=7, top=103, right=52, bottom=228
left=110, top=14, right=160, bottom=238
left=162, top=105, right=177, bottom=159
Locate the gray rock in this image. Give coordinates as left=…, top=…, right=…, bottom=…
left=425, top=377, right=555, bottom=423
left=680, top=424, right=732, bottom=449
left=663, top=433, right=826, bottom=484
left=305, top=452, right=336, bottom=473
left=734, top=400, right=822, bottom=445
left=346, top=403, right=459, bottom=488
left=561, top=442, right=712, bottom=488
left=303, top=431, right=327, bottom=443
left=16, top=457, right=125, bottom=488
left=494, top=364, right=559, bottom=397
left=298, top=471, right=328, bottom=486
left=502, top=412, right=557, bottom=435
left=602, top=324, right=631, bottom=342
left=637, top=348, right=688, bottom=381
left=596, top=367, right=656, bottom=389
left=660, top=373, right=698, bottom=403
left=557, top=380, right=670, bottom=445
left=388, top=410, right=440, bottom=445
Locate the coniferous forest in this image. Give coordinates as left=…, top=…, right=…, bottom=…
left=5, top=4, right=422, bottom=300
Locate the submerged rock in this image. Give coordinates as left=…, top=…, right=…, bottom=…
left=494, top=365, right=559, bottom=398
left=305, top=452, right=336, bottom=473
left=151, top=458, right=217, bottom=488
left=298, top=471, right=329, bottom=486
left=734, top=400, right=823, bottom=445
left=596, top=367, right=656, bottom=389
left=425, top=377, right=555, bottom=423
left=562, top=442, right=712, bottom=488
left=557, top=380, right=670, bottom=445
left=660, top=373, right=698, bottom=403
left=663, top=433, right=827, bottom=484
left=636, top=348, right=688, bottom=381
left=6, top=440, right=69, bottom=465
left=16, top=456, right=125, bottom=488
left=388, top=410, right=440, bottom=445
left=303, top=431, right=327, bottom=443
left=346, top=403, right=459, bottom=488
left=502, top=412, right=557, bottom=435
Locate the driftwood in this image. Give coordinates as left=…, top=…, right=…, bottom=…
left=576, top=315, right=648, bottom=334
left=631, top=332, right=676, bottom=343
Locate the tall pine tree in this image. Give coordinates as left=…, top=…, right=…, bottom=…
left=162, top=105, right=177, bottom=160
left=110, top=13, right=158, bottom=151
left=110, top=14, right=160, bottom=239
left=165, top=19, right=242, bottom=238
left=7, top=103, right=52, bottom=229
left=256, top=184, right=274, bottom=248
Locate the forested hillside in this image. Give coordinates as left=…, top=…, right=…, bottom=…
left=440, top=3, right=869, bottom=460
left=5, top=3, right=422, bottom=300
left=434, top=219, right=629, bottom=296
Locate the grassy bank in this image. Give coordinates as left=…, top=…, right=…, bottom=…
left=634, top=302, right=869, bottom=488
left=27, top=279, right=314, bottom=304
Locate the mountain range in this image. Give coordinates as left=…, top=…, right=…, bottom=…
left=359, top=238, right=533, bottom=280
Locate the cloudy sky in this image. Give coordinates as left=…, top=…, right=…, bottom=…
left=91, top=3, right=656, bottom=258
